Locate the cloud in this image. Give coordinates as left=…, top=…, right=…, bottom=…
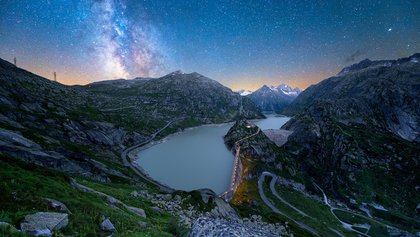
left=344, top=49, right=366, bottom=63
left=85, top=0, right=166, bottom=79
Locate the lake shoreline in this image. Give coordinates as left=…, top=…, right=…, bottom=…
left=132, top=114, right=290, bottom=193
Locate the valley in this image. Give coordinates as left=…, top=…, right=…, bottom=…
left=0, top=54, right=419, bottom=237
left=1, top=1, right=419, bottom=236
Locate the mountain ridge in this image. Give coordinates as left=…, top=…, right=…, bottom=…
left=278, top=53, right=420, bottom=218
left=0, top=57, right=263, bottom=181
left=246, top=83, right=302, bottom=112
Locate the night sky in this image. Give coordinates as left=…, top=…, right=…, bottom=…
left=0, top=0, right=419, bottom=90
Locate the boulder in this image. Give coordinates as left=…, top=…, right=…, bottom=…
left=20, top=212, right=68, bottom=236
left=130, top=190, right=139, bottom=197
left=100, top=218, right=116, bottom=232
left=151, top=206, right=163, bottom=213
left=127, top=206, right=146, bottom=218
left=197, top=189, right=215, bottom=204
left=106, top=196, right=118, bottom=204
left=44, top=198, right=70, bottom=213
left=210, top=198, right=238, bottom=220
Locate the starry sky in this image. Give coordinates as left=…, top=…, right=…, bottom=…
left=0, top=0, right=419, bottom=90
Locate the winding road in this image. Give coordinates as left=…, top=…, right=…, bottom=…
left=121, top=118, right=183, bottom=193
left=258, top=172, right=320, bottom=237
left=267, top=173, right=309, bottom=217
left=312, top=182, right=371, bottom=236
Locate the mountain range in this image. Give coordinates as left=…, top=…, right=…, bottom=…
left=238, top=84, right=302, bottom=112
left=0, top=58, right=263, bottom=182
left=224, top=53, right=420, bottom=236
left=0, top=54, right=419, bottom=237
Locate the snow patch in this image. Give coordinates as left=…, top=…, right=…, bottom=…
left=239, top=90, right=253, bottom=96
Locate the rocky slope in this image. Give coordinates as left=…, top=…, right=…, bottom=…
left=281, top=54, right=420, bottom=219
left=0, top=59, right=286, bottom=236
left=283, top=54, right=419, bottom=142
left=218, top=55, right=420, bottom=236
left=0, top=59, right=262, bottom=181
left=248, top=84, right=302, bottom=113
left=189, top=216, right=287, bottom=237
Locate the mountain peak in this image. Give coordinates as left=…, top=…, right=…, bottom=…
left=248, top=83, right=302, bottom=112
left=168, top=70, right=184, bottom=76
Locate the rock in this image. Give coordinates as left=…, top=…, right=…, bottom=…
left=44, top=198, right=70, bottom=213
left=197, top=189, right=215, bottom=204
left=139, top=190, right=149, bottom=196
left=130, top=191, right=139, bottom=197
left=100, top=218, right=116, bottom=232
left=20, top=212, right=68, bottom=236
left=0, top=128, right=41, bottom=149
left=188, top=217, right=281, bottom=237
left=210, top=198, right=238, bottom=220
left=30, top=229, right=52, bottom=237
left=174, top=195, right=182, bottom=203
left=127, top=206, right=146, bottom=218
left=138, top=221, right=147, bottom=229
left=151, top=206, right=163, bottom=213
left=163, top=194, right=172, bottom=201
left=106, top=196, right=118, bottom=204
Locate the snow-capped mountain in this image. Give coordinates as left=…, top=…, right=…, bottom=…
left=237, top=89, right=253, bottom=96
left=248, top=83, right=302, bottom=113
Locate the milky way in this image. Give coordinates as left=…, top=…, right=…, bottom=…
left=0, top=0, right=419, bottom=88
left=83, top=0, right=166, bottom=79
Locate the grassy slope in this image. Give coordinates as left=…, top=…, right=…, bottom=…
left=229, top=153, right=317, bottom=237
left=261, top=178, right=358, bottom=237
left=0, top=156, right=188, bottom=237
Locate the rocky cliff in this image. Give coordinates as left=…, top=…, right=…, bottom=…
left=283, top=53, right=419, bottom=142
left=281, top=54, right=420, bottom=217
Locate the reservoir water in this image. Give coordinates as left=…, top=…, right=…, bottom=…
left=135, top=115, right=290, bottom=194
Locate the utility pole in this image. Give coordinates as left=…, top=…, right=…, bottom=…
left=54, top=72, right=57, bottom=81
left=13, top=57, right=16, bottom=66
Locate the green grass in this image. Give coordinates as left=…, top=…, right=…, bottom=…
left=262, top=180, right=358, bottom=237
left=333, top=209, right=389, bottom=237
left=0, top=156, right=188, bottom=236
left=370, top=208, right=420, bottom=233
left=230, top=176, right=321, bottom=237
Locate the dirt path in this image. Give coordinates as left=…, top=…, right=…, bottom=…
left=266, top=173, right=309, bottom=217
left=313, top=182, right=372, bottom=236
